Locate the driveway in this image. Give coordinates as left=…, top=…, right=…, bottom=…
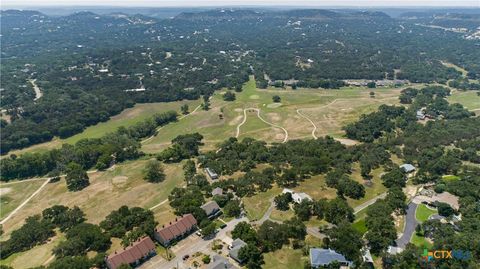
left=141, top=217, right=248, bottom=269
left=395, top=202, right=418, bottom=248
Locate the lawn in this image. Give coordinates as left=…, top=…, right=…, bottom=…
left=347, top=164, right=388, bottom=208
left=352, top=219, right=368, bottom=235
left=270, top=208, right=296, bottom=222
left=242, top=186, right=281, bottom=221
left=292, top=174, right=337, bottom=201
left=447, top=90, right=480, bottom=111
left=263, top=247, right=306, bottom=269
left=0, top=233, right=65, bottom=269
left=0, top=179, right=48, bottom=219
left=415, top=204, right=438, bottom=223
left=442, top=175, right=461, bottom=182
left=411, top=233, right=433, bottom=248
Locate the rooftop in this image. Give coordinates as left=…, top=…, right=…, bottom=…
left=155, top=214, right=197, bottom=243
left=106, top=236, right=155, bottom=269
left=310, top=248, right=352, bottom=267
left=201, top=200, right=221, bottom=216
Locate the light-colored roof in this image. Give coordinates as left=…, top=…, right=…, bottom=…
left=282, top=188, right=294, bottom=194
left=292, top=192, right=312, bottom=202
left=400, top=164, right=416, bottom=173
left=310, top=248, right=352, bottom=267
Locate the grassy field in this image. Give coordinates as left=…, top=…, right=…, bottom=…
left=0, top=179, right=47, bottom=219
left=352, top=219, right=368, bottom=235
left=447, top=90, right=480, bottom=112
left=270, top=208, right=296, bottom=222
left=142, top=76, right=404, bottom=153
left=0, top=233, right=65, bottom=269
left=242, top=186, right=281, bottom=221
left=263, top=247, right=306, bottom=269
left=415, top=204, right=438, bottom=223
left=7, top=100, right=200, bottom=156
left=411, top=233, right=434, bottom=248
left=0, top=159, right=185, bottom=238
left=347, top=164, right=388, bottom=208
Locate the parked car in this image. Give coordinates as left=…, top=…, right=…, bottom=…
left=220, top=223, right=227, bottom=229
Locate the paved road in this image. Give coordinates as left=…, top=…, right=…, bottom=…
left=354, top=192, right=387, bottom=214
left=251, top=198, right=275, bottom=225
left=396, top=202, right=418, bottom=248
left=141, top=217, right=248, bottom=269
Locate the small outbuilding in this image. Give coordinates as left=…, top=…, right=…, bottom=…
left=205, top=168, right=219, bottom=180
left=212, top=187, right=223, bottom=196
left=400, top=164, right=416, bottom=173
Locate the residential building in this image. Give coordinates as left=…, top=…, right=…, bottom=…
left=154, top=214, right=197, bottom=246
left=205, top=168, right=219, bottom=180
left=212, top=187, right=223, bottom=196
left=106, top=236, right=156, bottom=269
left=207, top=255, right=237, bottom=269
left=201, top=200, right=221, bottom=218
left=400, top=164, right=416, bottom=173
left=229, top=238, right=247, bottom=264
left=310, top=248, right=353, bottom=268
left=292, top=192, right=312, bottom=204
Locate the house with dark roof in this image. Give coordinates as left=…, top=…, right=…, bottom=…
left=205, top=168, right=218, bottom=180
left=310, top=248, right=353, bottom=268
left=229, top=238, right=247, bottom=264
left=106, top=236, right=156, bottom=269
left=154, top=214, right=197, bottom=246
left=207, top=255, right=237, bottom=269
left=201, top=200, right=222, bottom=219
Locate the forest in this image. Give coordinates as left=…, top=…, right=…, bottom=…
left=1, top=8, right=480, bottom=153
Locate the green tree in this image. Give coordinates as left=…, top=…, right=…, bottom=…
left=232, top=222, right=258, bottom=244
left=272, top=95, right=281, bottom=103
left=181, top=104, right=189, bottom=115
left=325, top=221, right=363, bottom=264
left=274, top=193, right=292, bottom=211
left=65, top=162, right=89, bottom=191
left=224, top=199, right=242, bottom=217
left=201, top=222, right=216, bottom=237
left=143, top=159, right=166, bottom=183
left=42, top=205, right=85, bottom=232
left=238, top=244, right=264, bottom=269
left=183, top=160, right=196, bottom=185
left=223, top=91, right=236, bottom=101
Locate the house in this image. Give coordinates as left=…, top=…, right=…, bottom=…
left=212, top=187, right=223, bottom=196
left=205, top=168, right=219, bottom=180
left=400, top=164, right=416, bottom=174
left=229, top=238, right=247, bottom=263
left=292, top=192, right=312, bottom=204
left=310, top=248, right=353, bottom=268
left=282, top=188, right=312, bottom=204
left=387, top=246, right=403, bottom=255
left=106, top=236, right=156, bottom=269
left=154, top=214, right=197, bottom=246
left=201, top=201, right=222, bottom=218
left=416, top=110, right=426, bottom=120
left=207, top=255, right=237, bottom=269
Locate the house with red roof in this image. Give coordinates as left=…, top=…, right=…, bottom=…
left=154, top=214, right=197, bottom=246
left=106, top=236, right=156, bottom=269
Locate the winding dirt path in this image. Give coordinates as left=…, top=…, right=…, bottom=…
left=296, top=109, right=318, bottom=139
left=236, top=108, right=288, bottom=143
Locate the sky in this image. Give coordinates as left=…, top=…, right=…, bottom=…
left=2, top=0, right=479, bottom=7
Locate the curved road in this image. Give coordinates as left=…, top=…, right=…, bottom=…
left=396, top=202, right=418, bottom=248
left=296, top=109, right=318, bottom=139
left=236, top=108, right=288, bottom=143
